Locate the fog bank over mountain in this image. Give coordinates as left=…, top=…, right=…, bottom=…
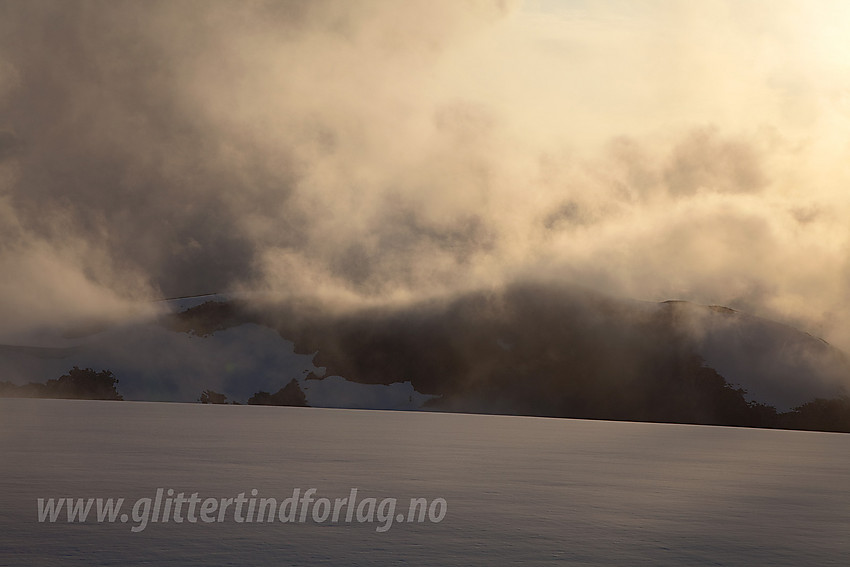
left=1, top=1, right=850, bottom=350
left=3, top=283, right=849, bottom=427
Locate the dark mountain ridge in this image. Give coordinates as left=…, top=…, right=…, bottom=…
left=164, top=280, right=850, bottom=429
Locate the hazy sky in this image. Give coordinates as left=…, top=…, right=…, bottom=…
left=1, top=0, right=849, bottom=347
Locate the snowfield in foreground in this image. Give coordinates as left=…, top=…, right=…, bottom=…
left=1, top=399, right=849, bottom=566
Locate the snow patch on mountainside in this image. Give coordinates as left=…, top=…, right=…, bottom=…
left=3, top=293, right=849, bottom=412
left=663, top=301, right=849, bottom=410
left=0, top=297, right=438, bottom=409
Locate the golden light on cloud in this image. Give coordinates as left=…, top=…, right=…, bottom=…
left=1, top=0, right=850, bottom=349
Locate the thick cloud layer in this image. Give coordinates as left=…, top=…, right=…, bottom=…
left=1, top=0, right=849, bottom=349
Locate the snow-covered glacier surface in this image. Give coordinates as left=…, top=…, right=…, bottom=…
left=2, top=399, right=849, bottom=566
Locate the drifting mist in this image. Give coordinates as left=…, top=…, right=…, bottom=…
left=1, top=0, right=849, bottom=349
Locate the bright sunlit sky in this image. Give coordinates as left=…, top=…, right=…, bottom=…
left=461, top=0, right=850, bottom=145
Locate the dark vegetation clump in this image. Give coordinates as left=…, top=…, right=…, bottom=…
left=247, top=379, right=308, bottom=407
left=0, top=367, right=123, bottom=400
left=198, top=389, right=229, bottom=404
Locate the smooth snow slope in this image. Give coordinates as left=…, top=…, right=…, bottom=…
left=1, top=399, right=849, bottom=566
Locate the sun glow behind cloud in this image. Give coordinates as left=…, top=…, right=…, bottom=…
left=432, top=0, right=850, bottom=336
left=1, top=0, right=849, bottom=348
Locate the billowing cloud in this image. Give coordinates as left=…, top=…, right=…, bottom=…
left=1, top=0, right=850, bottom=351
